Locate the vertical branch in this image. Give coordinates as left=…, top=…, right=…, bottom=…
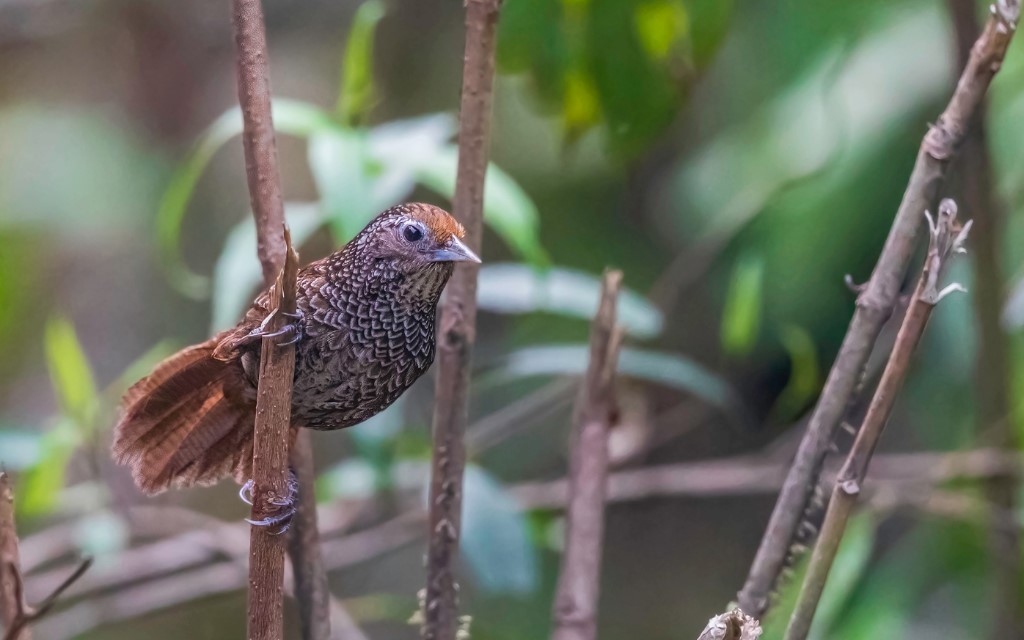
left=946, top=1, right=1022, bottom=635
left=0, top=473, right=28, bottom=640
left=1, top=474, right=92, bottom=640
left=784, top=201, right=971, bottom=640
left=229, top=2, right=301, bottom=639
left=288, top=433, right=332, bottom=640
left=421, top=1, right=501, bottom=639
left=737, top=2, right=1021, bottom=616
left=551, top=270, right=623, bottom=640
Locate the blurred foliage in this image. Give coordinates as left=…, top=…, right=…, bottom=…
left=497, top=0, right=733, bottom=154
left=1, top=0, right=1024, bottom=638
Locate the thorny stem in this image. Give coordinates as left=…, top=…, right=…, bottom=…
left=737, top=1, right=1021, bottom=616
left=551, top=270, right=623, bottom=640
left=422, top=1, right=501, bottom=639
left=784, top=200, right=971, bottom=640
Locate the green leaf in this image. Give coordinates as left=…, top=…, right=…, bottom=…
left=771, top=324, right=820, bottom=421
left=494, top=345, right=746, bottom=423
left=814, top=513, right=876, bottom=634
left=761, top=513, right=876, bottom=639
left=477, top=263, right=663, bottom=338
left=18, top=417, right=79, bottom=516
left=158, top=99, right=338, bottom=298
left=308, top=128, right=396, bottom=241
left=410, top=146, right=548, bottom=265
left=44, top=317, right=97, bottom=430
left=210, top=202, right=326, bottom=332
left=720, top=254, right=764, bottom=356
left=337, top=0, right=387, bottom=124
left=461, top=464, right=539, bottom=594
left=497, top=0, right=733, bottom=155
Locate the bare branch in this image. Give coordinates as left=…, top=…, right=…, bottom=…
left=551, top=271, right=623, bottom=640
left=2, top=470, right=92, bottom=640
left=783, top=200, right=971, bottom=640
left=738, top=3, right=1021, bottom=616
left=422, top=0, right=502, bottom=638
left=229, top=1, right=302, bottom=638
left=946, top=0, right=1022, bottom=634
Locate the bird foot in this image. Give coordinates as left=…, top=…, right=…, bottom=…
left=245, top=308, right=305, bottom=346
left=240, top=470, right=299, bottom=535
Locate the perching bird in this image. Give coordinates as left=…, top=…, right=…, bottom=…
left=113, top=203, right=479, bottom=497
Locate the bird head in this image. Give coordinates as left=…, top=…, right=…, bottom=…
left=354, top=203, right=481, bottom=275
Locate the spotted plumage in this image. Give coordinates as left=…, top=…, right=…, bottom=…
left=113, top=203, right=479, bottom=494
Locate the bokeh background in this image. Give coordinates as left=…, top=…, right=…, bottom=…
left=2, top=0, right=1024, bottom=638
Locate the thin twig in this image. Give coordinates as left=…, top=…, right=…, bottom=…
left=2, top=472, right=93, bottom=640
left=551, top=270, right=623, bottom=640
left=422, top=0, right=501, bottom=638
left=2, top=558, right=92, bottom=640
left=784, top=199, right=971, bottom=640
left=946, top=0, right=1022, bottom=635
left=290, top=432, right=357, bottom=640
left=0, top=473, right=27, bottom=640
left=230, top=1, right=301, bottom=638
left=737, top=2, right=1021, bottom=616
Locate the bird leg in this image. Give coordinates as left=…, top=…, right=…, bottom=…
left=240, top=469, right=299, bottom=535
left=244, top=308, right=305, bottom=346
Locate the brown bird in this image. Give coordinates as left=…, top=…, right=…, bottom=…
left=113, top=203, right=479, bottom=498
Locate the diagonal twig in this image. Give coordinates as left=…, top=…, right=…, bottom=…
left=783, top=199, right=971, bottom=640
left=738, top=1, right=1022, bottom=616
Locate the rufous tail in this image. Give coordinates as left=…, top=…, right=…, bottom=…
left=112, top=338, right=256, bottom=494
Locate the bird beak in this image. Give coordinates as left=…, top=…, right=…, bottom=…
left=428, top=236, right=481, bottom=264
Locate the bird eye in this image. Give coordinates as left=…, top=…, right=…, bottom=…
left=401, top=222, right=425, bottom=243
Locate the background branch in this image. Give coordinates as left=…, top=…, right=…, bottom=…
left=422, top=0, right=501, bottom=638
left=737, top=2, right=1021, bottom=617
left=551, top=270, right=623, bottom=640
left=0, top=473, right=28, bottom=640
left=784, top=199, right=970, bottom=640
left=946, top=0, right=1022, bottom=635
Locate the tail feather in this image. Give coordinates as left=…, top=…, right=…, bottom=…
left=113, top=338, right=257, bottom=495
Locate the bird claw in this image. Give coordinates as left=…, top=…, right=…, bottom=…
left=241, top=470, right=299, bottom=535
left=239, top=479, right=255, bottom=505
left=246, top=308, right=305, bottom=346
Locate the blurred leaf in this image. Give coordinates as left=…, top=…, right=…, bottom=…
left=412, top=146, right=548, bottom=265
left=337, top=0, right=387, bottom=124
left=495, top=345, right=743, bottom=418
left=0, top=429, right=44, bottom=471
left=771, top=324, right=820, bottom=421
left=211, top=202, right=325, bottom=332
left=158, top=99, right=338, bottom=298
left=0, top=107, right=163, bottom=234
left=814, top=513, right=876, bottom=635
left=19, top=418, right=79, bottom=517
left=462, top=464, right=539, bottom=594
left=309, top=127, right=415, bottom=241
left=498, top=0, right=732, bottom=155
left=317, top=458, right=379, bottom=501
left=720, top=254, right=763, bottom=356
left=44, top=317, right=97, bottom=430
left=478, top=263, right=662, bottom=338
left=761, top=513, right=876, bottom=640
